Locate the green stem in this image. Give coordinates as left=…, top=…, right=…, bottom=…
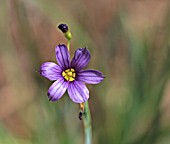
left=83, top=101, right=92, bottom=144
left=67, top=40, right=71, bottom=51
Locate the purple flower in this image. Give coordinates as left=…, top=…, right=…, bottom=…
left=39, top=44, right=104, bottom=103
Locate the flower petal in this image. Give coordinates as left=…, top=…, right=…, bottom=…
left=39, top=62, right=62, bottom=81
left=55, top=44, right=70, bottom=70
left=48, top=78, right=69, bottom=102
left=77, top=70, right=105, bottom=84
left=71, top=48, right=90, bottom=71
left=67, top=81, right=89, bottom=103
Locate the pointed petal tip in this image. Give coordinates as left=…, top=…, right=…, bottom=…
left=38, top=69, right=41, bottom=74
left=76, top=70, right=105, bottom=84
left=100, top=74, right=105, bottom=79
left=49, top=97, right=52, bottom=102
left=48, top=92, right=52, bottom=101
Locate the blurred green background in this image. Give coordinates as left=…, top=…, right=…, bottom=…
left=1, top=0, right=170, bottom=144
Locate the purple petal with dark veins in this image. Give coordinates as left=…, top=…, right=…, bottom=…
left=55, top=44, right=70, bottom=70
left=48, top=78, right=69, bottom=102
left=71, top=48, right=90, bottom=71
left=39, top=62, right=62, bottom=81
left=67, top=81, right=89, bottom=103
left=76, top=70, right=105, bottom=84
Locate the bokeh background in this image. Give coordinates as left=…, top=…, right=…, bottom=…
left=1, top=0, right=170, bottom=144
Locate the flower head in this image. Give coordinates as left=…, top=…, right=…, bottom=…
left=39, top=44, right=104, bottom=103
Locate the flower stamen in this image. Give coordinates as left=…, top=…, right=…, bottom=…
left=62, top=68, right=76, bottom=82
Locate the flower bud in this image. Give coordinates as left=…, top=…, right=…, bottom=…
left=58, top=23, right=72, bottom=40
left=58, top=24, right=68, bottom=33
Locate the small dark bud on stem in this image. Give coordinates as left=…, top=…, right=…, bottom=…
left=58, top=24, right=68, bottom=33
left=58, top=23, right=72, bottom=41
left=79, top=110, right=84, bottom=120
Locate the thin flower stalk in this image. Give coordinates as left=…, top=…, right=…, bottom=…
left=83, top=101, right=92, bottom=144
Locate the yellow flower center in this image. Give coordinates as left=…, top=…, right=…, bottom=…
left=62, top=68, right=76, bottom=82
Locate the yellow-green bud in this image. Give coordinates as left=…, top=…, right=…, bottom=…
left=58, top=23, right=72, bottom=41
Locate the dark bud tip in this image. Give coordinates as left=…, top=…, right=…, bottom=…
left=58, top=24, right=68, bottom=33
left=78, top=110, right=84, bottom=120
